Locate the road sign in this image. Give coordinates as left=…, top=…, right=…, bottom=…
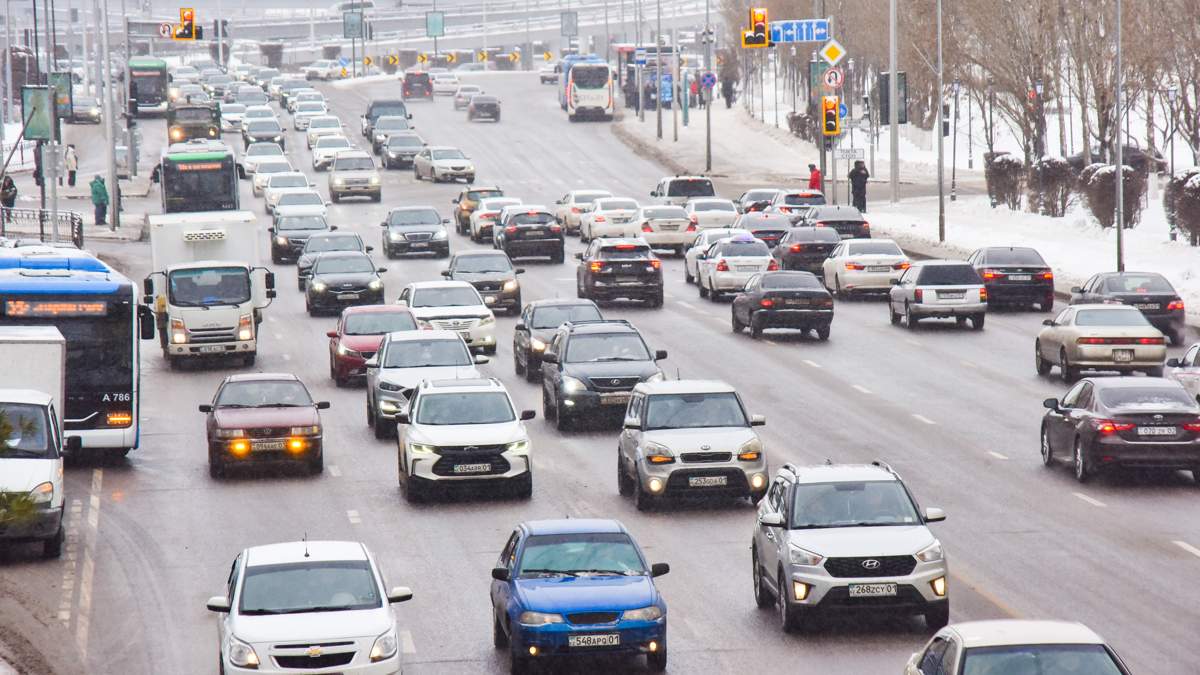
left=425, top=11, right=445, bottom=38
left=635, top=49, right=647, bottom=65
left=363, top=56, right=373, bottom=67
left=768, top=18, right=829, bottom=44
left=823, top=67, right=843, bottom=89
left=343, top=11, right=364, bottom=39
left=839, top=102, right=848, bottom=118
left=338, top=56, right=350, bottom=67
left=819, top=39, right=846, bottom=67
left=417, top=53, right=428, bottom=64
left=340, top=67, right=348, bottom=78
left=543, top=51, right=554, bottom=61
left=446, top=53, right=457, bottom=63
left=835, top=147, right=865, bottom=160
left=478, top=50, right=488, bottom=61
left=509, top=52, right=520, bottom=63
left=387, top=55, right=399, bottom=66
left=701, top=72, right=717, bottom=89
left=561, top=10, right=578, bottom=37
left=660, top=74, right=673, bottom=104
left=157, top=22, right=172, bottom=38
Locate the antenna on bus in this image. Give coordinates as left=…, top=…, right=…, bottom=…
left=303, top=532, right=310, bottom=558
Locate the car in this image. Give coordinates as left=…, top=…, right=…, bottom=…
left=684, top=197, right=739, bottom=230
left=402, top=72, right=433, bottom=100
left=489, top=519, right=669, bottom=673
left=752, top=461, right=949, bottom=632
left=767, top=188, right=826, bottom=215
left=252, top=66, right=280, bottom=88
left=262, top=171, right=314, bottom=215
left=365, top=330, right=485, bottom=437
left=470, top=197, right=522, bottom=242
left=68, top=95, right=102, bottom=123
left=396, top=378, right=535, bottom=501
left=540, top=319, right=667, bottom=431
left=329, top=150, right=382, bottom=203
left=311, top=136, right=355, bottom=171
left=732, top=271, right=834, bottom=340
left=361, top=98, right=411, bottom=137
left=494, top=206, right=565, bottom=263
left=273, top=190, right=330, bottom=220
left=452, top=185, right=505, bottom=234
left=513, top=299, right=603, bottom=381
left=233, top=63, right=256, bottom=81
left=630, top=205, right=693, bottom=255
left=173, top=83, right=209, bottom=103
left=735, top=187, right=783, bottom=213
left=268, top=215, right=332, bottom=264
left=538, top=64, right=559, bottom=84
left=683, top=228, right=750, bottom=284
left=580, top=198, right=641, bottom=242
left=275, top=78, right=310, bottom=105
left=240, top=105, right=276, bottom=130
left=218, top=102, right=245, bottom=131
left=170, top=65, right=200, bottom=84
left=966, top=246, right=1055, bottom=311
left=734, top=211, right=793, bottom=249
left=792, top=204, right=870, bottom=239
left=1167, top=342, right=1200, bottom=398
left=413, top=146, right=475, bottom=183
left=1070, top=271, right=1186, bottom=344
left=554, top=189, right=613, bottom=235
left=575, top=239, right=663, bottom=306
left=380, top=206, right=450, bottom=258
left=370, top=115, right=415, bottom=154
left=306, top=115, right=347, bottom=149
left=771, top=227, right=842, bottom=275
left=250, top=160, right=296, bottom=197
left=467, top=95, right=501, bottom=122
left=453, top=84, right=483, bottom=109
left=303, top=58, right=340, bottom=80
left=618, top=380, right=768, bottom=509
left=291, top=100, right=328, bottom=131
left=442, top=250, right=524, bottom=315
left=696, top=235, right=778, bottom=301
left=203, top=73, right=235, bottom=98
left=296, top=232, right=373, bottom=290
left=1034, top=304, right=1167, bottom=381
left=397, top=281, right=497, bottom=354
left=0, top=391, right=66, bottom=559
left=820, top=238, right=910, bottom=297
left=206, top=540, right=412, bottom=674
left=904, top=620, right=1133, bottom=675
left=233, top=85, right=268, bottom=106
left=650, top=175, right=716, bottom=206
left=304, top=251, right=386, bottom=316
left=199, top=373, right=330, bottom=477
left=381, top=132, right=426, bottom=169
left=240, top=118, right=285, bottom=149
left=288, top=90, right=326, bottom=114
left=432, top=73, right=460, bottom=95
left=889, top=260, right=987, bottom=330
left=327, top=305, right=418, bottom=386
left=1040, top=376, right=1200, bottom=482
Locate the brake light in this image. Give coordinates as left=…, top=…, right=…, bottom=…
left=980, top=269, right=1002, bottom=280
left=814, top=221, right=828, bottom=228
left=760, top=298, right=774, bottom=308
left=862, top=222, right=870, bottom=230
left=1092, top=419, right=1135, bottom=435
left=589, top=261, right=605, bottom=273
left=593, top=215, right=606, bottom=223
left=716, top=260, right=730, bottom=272
left=505, top=226, right=517, bottom=235
left=914, top=289, right=923, bottom=303
left=481, top=212, right=497, bottom=221
left=1168, top=299, right=1185, bottom=311
left=979, top=288, right=988, bottom=302
left=893, top=262, right=911, bottom=270
left=550, top=224, right=562, bottom=233
left=1138, top=337, right=1165, bottom=344
left=844, top=262, right=865, bottom=270
left=615, top=244, right=637, bottom=250
left=1042, top=271, right=1054, bottom=280
left=1183, top=421, right=1200, bottom=432
left=642, top=222, right=653, bottom=232
left=767, top=259, right=779, bottom=271
left=817, top=297, right=834, bottom=308
left=1077, top=337, right=1164, bottom=345
left=649, top=259, right=662, bottom=270
left=790, top=244, right=804, bottom=253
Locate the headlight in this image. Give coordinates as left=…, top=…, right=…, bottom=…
left=379, top=381, right=403, bottom=392
left=561, top=376, right=587, bottom=394
left=226, top=636, right=260, bottom=668
left=621, top=606, right=663, bottom=621
left=432, top=229, right=448, bottom=240
left=289, top=425, right=321, bottom=436
left=518, top=611, right=564, bottom=626
left=274, top=235, right=288, bottom=245
left=388, top=232, right=403, bottom=241
left=90, top=107, right=101, bottom=115
left=530, top=337, right=547, bottom=351
left=368, top=279, right=384, bottom=291
left=170, top=317, right=188, bottom=344
left=645, top=371, right=666, bottom=383
left=737, top=437, right=763, bottom=461
left=369, top=175, right=381, bottom=185
left=644, top=441, right=675, bottom=464
left=408, top=442, right=435, bottom=455
left=29, top=482, right=54, bottom=505
left=388, top=151, right=399, bottom=158
left=503, top=279, right=519, bottom=292
left=369, top=628, right=398, bottom=662
left=789, top=545, right=824, bottom=567
left=336, top=343, right=358, bottom=357
left=916, top=541, right=944, bottom=563
left=215, top=428, right=247, bottom=439
left=506, top=439, right=530, bottom=454
left=271, top=135, right=282, bottom=141
left=333, top=177, right=346, bottom=186
left=375, top=133, right=386, bottom=142
left=310, top=281, right=327, bottom=293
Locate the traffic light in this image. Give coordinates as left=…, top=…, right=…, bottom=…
left=822, top=95, right=840, bottom=136
left=742, top=7, right=768, bottom=48
left=174, top=8, right=197, bottom=40
left=941, top=103, right=950, bottom=136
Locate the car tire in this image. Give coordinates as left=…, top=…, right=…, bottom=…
left=750, top=314, right=763, bottom=340
left=752, top=548, right=773, bottom=608
left=1035, top=342, right=1052, bottom=376
left=731, top=308, right=744, bottom=334
left=413, top=166, right=421, bottom=181
left=834, top=276, right=845, bottom=299
left=513, top=345, right=526, bottom=376
left=684, top=264, right=694, bottom=284
left=1041, top=296, right=1056, bottom=312
left=42, top=524, right=65, bottom=559
left=904, top=303, right=918, bottom=329
left=648, top=292, right=664, bottom=308
left=554, top=399, right=572, bottom=432
left=209, top=458, right=224, bottom=479
left=777, top=572, right=803, bottom=633
left=542, top=386, right=556, bottom=421
left=1073, top=437, right=1092, bottom=483
left=551, top=250, right=565, bottom=264
left=297, top=277, right=306, bottom=291
left=509, top=649, right=531, bottom=674
left=925, top=603, right=950, bottom=630
left=889, top=303, right=900, bottom=325
left=493, top=614, right=509, bottom=648
left=1169, top=327, right=1186, bottom=346
left=1040, top=424, right=1055, bottom=466
left=1060, top=350, right=1079, bottom=383
left=308, top=452, right=323, bottom=475
left=698, top=279, right=709, bottom=298
left=970, top=313, right=986, bottom=330
left=647, top=646, right=667, bottom=672
left=617, top=456, right=633, bottom=496
left=373, top=413, right=393, bottom=440
left=815, top=324, right=831, bottom=341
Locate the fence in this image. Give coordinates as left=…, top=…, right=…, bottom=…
left=0, top=207, right=86, bottom=248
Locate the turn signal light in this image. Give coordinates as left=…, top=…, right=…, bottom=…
left=106, top=411, right=133, bottom=427
left=647, top=454, right=674, bottom=464
left=571, top=207, right=582, bottom=214
left=505, top=226, right=517, bottom=235
left=981, top=269, right=1001, bottom=280
left=894, top=262, right=911, bottom=270
left=1092, top=419, right=1134, bottom=435
left=287, top=438, right=306, bottom=453
left=1042, top=271, right=1054, bottom=280
left=685, top=222, right=697, bottom=232
left=593, top=216, right=606, bottom=223
left=914, top=289, right=924, bottom=303
left=979, top=288, right=988, bottom=301
left=649, top=259, right=662, bottom=270
left=229, top=440, right=250, bottom=456
left=589, top=261, right=604, bottom=273
left=737, top=450, right=761, bottom=461
left=844, top=262, right=865, bottom=270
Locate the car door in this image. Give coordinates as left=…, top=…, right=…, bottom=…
left=218, top=554, right=241, bottom=657
left=735, top=274, right=761, bottom=324
left=1047, top=381, right=1088, bottom=452
left=1040, top=307, right=1073, bottom=358
left=514, top=306, right=532, bottom=360
left=755, top=478, right=786, bottom=579
left=619, top=393, right=645, bottom=472
left=490, top=530, right=521, bottom=630
left=822, top=243, right=843, bottom=288
left=891, top=267, right=914, bottom=312
left=542, top=331, right=566, bottom=400
left=699, top=242, right=720, bottom=286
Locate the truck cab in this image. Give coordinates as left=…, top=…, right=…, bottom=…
left=167, top=101, right=221, bottom=143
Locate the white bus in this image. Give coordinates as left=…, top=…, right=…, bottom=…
left=565, top=62, right=615, bottom=121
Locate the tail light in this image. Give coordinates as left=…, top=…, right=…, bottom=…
left=893, top=262, right=911, bottom=270
left=817, top=297, right=834, bottom=308
left=1041, top=271, right=1054, bottom=280
left=593, top=216, right=606, bottom=223
left=914, top=289, right=924, bottom=303
left=550, top=224, right=562, bottom=233
left=716, top=260, right=730, bottom=272
left=481, top=212, right=497, bottom=221
left=649, top=259, right=662, bottom=270
left=106, top=411, right=133, bottom=427
left=861, top=222, right=870, bottom=230
left=759, top=298, right=775, bottom=308
left=844, top=262, right=865, bottom=271
left=642, top=222, right=653, bottom=232
left=767, top=259, right=779, bottom=271
left=790, top=244, right=804, bottom=253
left=1182, top=421, right=1200, bottom=432
left=814, top=221, right=828, bottom=228
left=979, top=288, right=988, bottom=302
left=980, top=269, right=1001, bottom=280
left=685, top=222, right=697, bottom=232
left=1168, top=299, right=1185, bottom=311
left=505, top=226, right=517, bottom=235
left=1077, top=337, right=1164, bottom=345
left=1092, top=419, right=1135, bottom=435
left=589, top=261, right=605, bottom=273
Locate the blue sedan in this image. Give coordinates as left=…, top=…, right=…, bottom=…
left=490, top=519, right=670, bottom=673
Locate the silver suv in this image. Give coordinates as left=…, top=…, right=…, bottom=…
left=751, top=462, right=949, bottom=633
left=888, top=260, right=987, bottom=330
left=618, top=380, right=768, bottom=510
left=329, top=150, right=382, bottom=203
left=396, top=378, right=535, bottom=502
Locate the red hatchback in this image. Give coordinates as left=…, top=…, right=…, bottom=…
left=327, top=305, right=419, bottom=386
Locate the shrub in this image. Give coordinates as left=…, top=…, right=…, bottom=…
left=986, top=155, right=1025, bottom=210
left=1174, top=173, right=1200, bottom=246
left=1164, top=169, right=1200, bottom=235
left=1027, top=156, right=1073, bottom=217
left=1083, top=165, right=1146, bottom=229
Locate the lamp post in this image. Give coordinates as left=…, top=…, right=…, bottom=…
left=935, top=0, right=944, bottom=243
left=1114, top=0, right=1124, bottom=271
left=887, top=0, right=898, bottom=203
left=951, top=78, right=959, bottom=202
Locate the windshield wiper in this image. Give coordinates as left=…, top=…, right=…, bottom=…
left=570, top=569, right=637, bottom=576
left=591, top=356, right=643, bottom=362
left=242, top=605, right=358, bottom=615
left=257, top=403, right=307, bottom=408
left=519, top=569, right=578, bottom=577
left=216, top=403, right=254, bottom=408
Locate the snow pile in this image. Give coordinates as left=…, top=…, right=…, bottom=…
left=329, top=73, right=399, bottom=89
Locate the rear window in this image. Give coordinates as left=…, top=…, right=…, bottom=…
left=814, top=208, right=863, bottom=221
left=783, top=193, right=826, bottom=206
left=692, top=201, right=735, bottom=212
left=1074, top=309, right=1151, bottom=327
left=848, top=241, right=903, bottom=255
left=405, top=73, right=431, bottom=85
left=600, top=245, right=652, bottom=259
left=916, top=264, right=982, bottom=285
left=762, top=273, right=822, bottom=290
left=510, top=212, right=556, bottom=226
left=1103, top=274, right=1174, bottom=294
left=718, top=241, right=770, bottom=257
left=643, top=207, right=687, bottom=219
left=572, top=65, right=610, bottom=88
left=468, top=189, right=503, bottom=201
left=982, top=248, right=1046, bottom=265
left=667, top=179, right=715, bottom=197
left=1097, top=386, right=1196, bottom=410
left=790, top=228, right=842, bottom=243
left=472, top=96, right=499, bottom=104
left=599, top=200, right=639, bottom=211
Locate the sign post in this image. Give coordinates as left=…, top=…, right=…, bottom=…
left=561, top=11, right=578, bottom=38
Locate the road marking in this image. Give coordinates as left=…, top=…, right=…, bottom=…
left=764, top=339, right=778, bottom=346
left=399, top=629, right=416, bottom=654
left=329, top=464, right=342, bottom=477
left=905, top=338, right=920, bottom=346
left=912, top=414, right=936, bottom=425
left=802, top=359, right=822, bottom=369
left=274, top=333, right=283, bottom=340
left=851, top=384, right=872, bottom=395
left=960, top=360, right=977, bottom=368
left=347, top=509, right=362, bottom=524
left=76, top=469, right=103, bottom=654
left=1173, top=540, right=1200, bottom=558
left=57, top=499, right=83, bottom=625
left=1072, top=492, right=1106, bottom=508
left=987, top=451, right=1009, bottom=460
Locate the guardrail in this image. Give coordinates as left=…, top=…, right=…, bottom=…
left=0, top=207, right=86, bottom=248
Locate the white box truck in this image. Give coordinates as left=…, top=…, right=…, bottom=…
left=144, top=211, right=276, bottom=368
left=0, top=326, right=70, bottom=558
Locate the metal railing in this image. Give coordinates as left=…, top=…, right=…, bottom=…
left=0, top=207, right=86, bottom=248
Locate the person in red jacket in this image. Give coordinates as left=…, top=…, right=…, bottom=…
left=807, top=164, right=824, bottom=191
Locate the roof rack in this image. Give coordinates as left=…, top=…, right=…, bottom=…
left=870, top=460, right=898, bottom=476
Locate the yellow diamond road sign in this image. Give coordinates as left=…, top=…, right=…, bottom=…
left=819, top=39, right=846, bottom=67
left=417, top=53, right=428, bottom=64
left=363, top=56, right=372, bottom=66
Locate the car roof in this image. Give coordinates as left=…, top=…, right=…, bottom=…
left=466, top=185, right=503, bottom=192
left=0, top=389, right=54, bottom=406
left=595, top=238, right=650, bottom=247
left=426, top=145, right=461, bottom=151
left=948, top=620, right=1107, bottom=648
left=635, top=379, right=737, bottom=395
left=455, top=250, right=509, bottom=258
left=244, top=540, right=369, bottom=567
left=666, top=175, right=711, bottom=181
left=503, top=204, right=551, bottom=214
left=309, top=231, right=360, bottom=240
left=386, top=329, right=462, bottom=342
left=1069, top=303, right=1141, bottom=312
left=1095, top=270, right=1167, bottom=280
left=409, top=280, right=475, bottom=290
left=786, top=463, right=899, bottom=485
left=222, top=372, right=300, bottom=383
left=912, top=259, right=973, bottom=267
left=342, top=304, right=412, bottom=315
left=334, top=150, right=372, bottom=160
left=523, top=519, right=627, bottom=536
left=528, top=298, right=597, bottom=309
left=566, top=319, right=638, bottom=335
left=812, top=205, right=863, bottom=216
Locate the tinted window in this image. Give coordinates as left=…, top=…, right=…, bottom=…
left=642, top=207, right=687, bottom=220
left=256, top=162, right=292, bottom=175
left=387, top=209, right=441, bottom=226
left=1097, top=386, right=1195, bottom=410
left=343, top=312, right=416, bottom=335
left=315, top=138, right=352, bottom=149
left=467, top=189, right=503, bottom=201
left=531, top=304, right=603, bottom=329
left=644, top=392, right=747, bottom=430
left=599, top=246, right=652, bottom=260
left=297, top=103, right=326, bottom=113
left=982, top=248, right=1046, bottom=265
left=783, top=193, right=825, bottom=205
left=0, top=403, right=52, bottom=458
left=383, top=338, right=471, bottom=368
left=172, top=107, right=215, bottom=122
left=314, top=256, right=374, bottom=274
left=1103, top=274, right=1174, bottom=293
left=917, top=265, right=982, bottom=285
left=411, top=287, right=481, bottom=307
left=667, top=179, right=715, bottom=197
left=790, top=228, right=842, bottom=243
left=961, top=644, right=1124, bottom=675
left=221, top=104, right=246, bottom=114
left=414, top=392, right=515, bottom=425
left=239, top=561, right=381, bottom=614
left=1074, top=309, right=1150, bottom=327
left=246, top=120, right=281, bottom=133
left=572, top=65, right=610, bottom=88
left=472, top=96, right=499, bottom=104
left=692, top=201, right=735, bottom=212
left=278, top=192, right=323, bottom=206
left=216, top=380, right=312, bottom=407
left=311, top=118, right=341, bottom=129
left=790, top=481, right=920, bottom=529
left=431, top=149, right=466, bottom=160
left=375, top=117, right=410, bottom=131
left=718, top=241, right=770, bottom=257
left=743, top=190, right=780, bottom=202
left=566, top=333, right=650, bottom=362
left=517, top=533, right=645, bottom=577
left=598, top=200, right=639, bottom=211
left=305, top=236, right=362, bottom=253
left=509, top=212, right=555, bottom=226
left=848, top=241, right=903, bottom=255
left=454, top=254, right=512, bottom=273
left=762, top=273, right=823, bottom=290
left=244, top=109, right=274, bottom=119
left=370, top=104, right=408, bottom=118
left=333, top=156, right=375, bottom=171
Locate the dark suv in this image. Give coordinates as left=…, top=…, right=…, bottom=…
left=441, top=250, right=524, bottom=315
left=773, top=227, right=842, bottom=273
left=361, top=98, right=411, bottom=138
left=794, top=205, right=871, bottom=239
left=269, top=215, right=333, bottom=264
left=967, top=246, right=1055, bottom=312
left=539, top=319, right=667, bottom=431
left=402, top=71, right=433, bottom=100
left=575, top=238, right=664, bottom=307
left=493, top=206, right=564, bottom=263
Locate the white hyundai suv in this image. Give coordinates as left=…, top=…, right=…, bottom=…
left=365, top=330, right=486, bottom=439
left=396, top=378, right=535, bottom=502
left=397, top=281, right=497, bottom=354
left=206, top=540, right=413, bottom=674
left=751, top=462, right=949, bottom=633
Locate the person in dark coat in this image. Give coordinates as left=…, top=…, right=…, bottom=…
left=721, top=78, right=734, bottom=109
left=1, top=175, right=16, bottom=225
left=89, top=175, right=109, bottom=226
left=848, top=160, right=870, bottom=212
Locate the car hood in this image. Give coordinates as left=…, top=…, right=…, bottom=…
left=233, top=608, right=392, bottom=644
left=275, top=205, right=328, bottom=217
left=312, top=272, right=378, bottom=287
left=341, top=334, right=386, bottom=352
left=275, top=230, right=322, bottom=242
left=0, top=458, right=58, bottom=493
left=788, top=525, right=934, bottom=558
left=565, top=360, right=661, bottom=383
left=642, top=426, right=755, bottom=452
left=245, top=130, right=283, bottom=139
left=333, top=169, right=379, bottom=179
left=379, top=365, right=480, bottom=389
left=267, top=187, right=311, bottom=201
left=212, top=406, right=320, bottom=429
left=410, top=421, right=525, bottom=446
left=453, top=272, right=515, bottom=283
left=409, top=306, right=491, bottom=319
left=514, top=575, right=657, bottom=613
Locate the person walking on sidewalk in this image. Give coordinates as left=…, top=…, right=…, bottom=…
left=848, top=160, right=870, bottom=212
left=64, top=145, right=78, bottom=187
left=89, top=175, right=109, bottom=226
left=1, top=175, right=16, bottom=225
left=808, top=164, right=824, bottom=192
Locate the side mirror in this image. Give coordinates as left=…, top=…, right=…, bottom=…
left=541, top=352, right=559, bottom=364
left=452, top=197, right=460, bottom=203
left=268, top=226, right=275, bottom=233
left=1042, top=319, right=1055, bottom=326
left=330, top=225, right=339, bottom=231
left=386, top=586, right=413, bottom=603
left=515, top=322, right=526, bottom=331
left=1042, top=397, right=1059, bottom=411
left=325, top=201, right=332, bottom=207
left=442, top=218, right=451, bottom=224
left=758, top=512, right=785, bottom=528
left=205, top=595, right=231, bottom=613
left=474, top=355, right=491, bottom=364
left=623, top=418, right=640, bottom=430
left=326, top=330, right=338, bottom=338
left=366, top=246, right=375, bottom=252
left=1070, top=286, right=1082, bottom=294
left=264, top=271, right=275, bottom=290
left=396, top=412, right=410, bottom=425
left=1166, top=358, right=1181, bottom=367
left=440, top=270, right=452, bottom=277
left=890, top=279, right=901, bottom=286
left=654, top=350, right=668, bottom=361
left=380, top=221, right=389, bottom=227
left=365, top=356, right=379, bottom=369
left=515, top=268, right=525, bottom=274
left=491, top=566, right=510, bottom=581
left=316, top=401, right=331, bottom=410
left=750, top=414, right=766, bottom=426
left=924, top=507, right=946, bottom=523
left=649, top=190, right=657, bottom=197
left=377, top=267, right=388, bottom=274
left=520, top=410, right=536, bottom=421
left=650, top=562, right=670, bottom=577
left=198, top=404, right=213, bottom=413
left=64, top=436, right=83, bottom=452
left=266, top=289, right=277, bottom=299
left=142, top=277, right=153, bottom=295
left=573, top=252, right=583, bottom=260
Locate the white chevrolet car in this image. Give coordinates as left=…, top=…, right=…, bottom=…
left=431, top=73, right=460, bottom=95
left=272, top=190, right=330, bottom=219
left=396, top=377, right=535, bottom=502
left=311, top=136, right=355, bottom=171
left=239, top=142, right=286, bottom=177
left=580, top=197, right=641, bottom=242
left=397, top=281, right=497, bottom=354
left=683, top=228, right=750, bottom=284
left=206, top=540, right=412, bottom=674
left=470, top=197, right=523, bottom=242
left=696, top=235, right=777, bottom=300
left=250, top=160, right=296, bottom=197
left=684, top=197, right=740, bottom=230
left=632, top=205, right=693, bottom=255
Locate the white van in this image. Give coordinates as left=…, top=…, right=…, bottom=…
left=0, top=389, right=68, bottom=558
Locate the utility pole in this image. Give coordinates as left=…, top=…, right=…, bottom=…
left=603, top=0, right=608, bottom=63
left=888, top=0, right=898, bottom=203
left=655, top=0, right=662, bottom=140
left=671, top=27, right=678, bottom=141
left=4, top=0, right=13, bottom=121
left=44, top=0, right=59, bottom=243
left=217, top=0, right=225, bottom=66
left=951, top=79, right=959, bottom=201
left=1114, top=0, right=1124, bottom=269
left=483, top=0, right=488, bottom=52
left=100, top=0, right=118, bottom=229
left=704, top=0, right=711, bottom=171
left=935, top=0, right=944, bottom=242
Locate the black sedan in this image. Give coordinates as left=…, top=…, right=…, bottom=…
left=512, top=299, right=603, bottom=381
left=242, top=118, right=286, bottom=150
left=467, top=95, right=501, bottom=122
left=731, top=271, right=834, bottom=340
left=734, top=211, right=793, bottom=249
left=295, top=232, right=372, bottom=291
left=967, top=246, right=1055, bottom=311
left=269, top=215, right=333, bottom=264
left=772, top=227, right=842, bottom=273
left=382, top=133, right=425, bottom=169
left=442, top=250, right=524, bottom=315
left=494, top=207, right=564, bottom=263
left=1070, top=271, right=1186, bottom=344
left=304, top=252, right=386, bottom=316
left=380, top=206, right=451, bottom=258
left=1040, top=377, right=1200, bottom=482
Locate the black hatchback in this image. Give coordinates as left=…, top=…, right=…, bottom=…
left=494, top=207, right=563, bottom=263
left=575, top=239, right=663, bottom=307
left=773, top=227, right=842, bottom=273
left=731, top=271, right=834, bottom=340
left=968, top=246, right=1055, bottom=311
left=1070, top=272, right=1186, bottom=344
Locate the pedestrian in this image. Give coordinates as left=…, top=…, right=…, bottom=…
left=848, top=160, right=870, bottom=212
left=89, top=174, right=109, bottom=226
left=33, top=142, right=44, bottom=187
left=64, top=145, right=78, bottom=188
left=1, top=175, right=16, bottom=226
left=808, top=163, right=824, bottom=192
left=721, top=78, right=734, bottom=109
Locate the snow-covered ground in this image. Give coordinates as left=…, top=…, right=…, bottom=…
left=1, top=123, right=38, bottom=172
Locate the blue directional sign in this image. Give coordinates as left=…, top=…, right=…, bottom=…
left=660, top=74, right=673, bottom=104
left=338, top=56, right=350, bottom=67
left=701, top=72, right=717, bottom=89
left=635, top=49, right=647, bottom=65
left=769, top=19, right=830, bottom=45
left=839, top=102, right=848, bottom=118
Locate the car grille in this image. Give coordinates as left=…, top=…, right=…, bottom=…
left=587, top=376, right=642, bottom=392
left=329, top=282, right=369, bottom=293
left=567, top=611, right=619, bottom=625
left=274, top=652, right=355, bottom=668
left=824, top=556, right=917, bottom=579
left=188, top=326, right=237, bottom=344
left=680, top=451, right=733, bottom=463
left=472, top=280, right=504, bottom=292
left=428, top=317, right=480, bottom=331
left=449, top=165, right=467, bottom=171
left=342, top=177, right=370, bottom=186
left=246, top=427, right=283, bottom=439
left=405, top=231, right=433, bottom=241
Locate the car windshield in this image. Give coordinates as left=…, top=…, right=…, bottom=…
left=316, top=138, right=351, bottom=149
left=411, top=287, right=481, bottom=307
left=387, top=136, right=423, bottom=148
left=414, top=392, right=514, bottom=425
left=643, top=207, right=687, bottom=220
left=246, top=120, right=281, bottom=133
left=849, top=242, right=903, bottom=255
left=600, top=246, right=652, bottom=260
left=383, top=338, right=471, bottom=368
left=0, top=403, right=53, bottom=459
left=297, top=103, right=325, bottom=113
left=598, top=200, right=639, bottom=211
left=1103, top=274, right=1174, bottom=293
left=432, top=149, right=466, bottom=160
left=784, top=193, right=825, bottom=205
left=334, top=157, right=375, bottom=171
left=257, top=162, right=292, bottom=175
left=509, top=212, right=555, bottom=226
left=277, top=216, right=327, bottom=231
left=216, top=380, right=313, bottom=407
left=311, top=118, right=341, bottom=129
left=566, top=333, right=650, bottom=363
left=270, top=175, right=309, bottom=188
left=244, top=109, right=274, bottom=119
left=644, top=392, right=747, bottom=430
left=718, top=241, right=770, bottom=257
left=305, top=236, right=361, bottom=253
left=238, top=560, right=381, bottom=615
left=1074, top=309, right=1150, bottom=327
left=762, top=273, right=823, bottom=290
left=517, top=533, right=646, bottom=577
left=667, top=179, right=714, bottom=197
left=791, top=481, right=920, bottom=529
left=388, top=209, right=441, bottom=226
left=238, top=92, right=268, bottom=105
left=693, top=201, right=735, bottom=212
left=169, top=267, right=251, bottom=307
left=1097, top=386, right=1195, bottom=410
left=983, top=248, right=1045, bottom=265
left=371, top=104, right=408, bottom=118
left=454, top=255, right=512, bottom=273
left=246, top=144, right=283, bottom=157
left=376, top=118, right=410, bottom=131
left=314, top=256, right=374, bottom=274
left=344, top=312, right=416, bottom=335
left=917, top=265, right=981, bottom=285
left=279, top=192, right=323, bottom=206
left=961, top=644, right=1125, bottom=675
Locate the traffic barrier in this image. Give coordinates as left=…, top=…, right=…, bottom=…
left=0, top=207, right=86, bottom=248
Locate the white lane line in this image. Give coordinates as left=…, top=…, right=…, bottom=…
left=57, top=499, right=83, bottom=624
left=802, top=359, right=822, bottom=369
left=328, top=465, right=342, bottom=477
left=347, top=509, right=362, bottom=524
left=399, top=630, right=416, bottom=654
left=764, top=339, right=779, bottom=346
left=1072, top=492, right=1106, bottom=508
left=1172, top=540, right=1200, bottom=558
left=851, top=384, right=872, bottom=395
left=960, top=360, right=977, bottom=369
left=987, top=451, right=1010, bottom=460
left=912, top=414, right=936, bottom=425
left=905, top=338, right=920, bottom=346
left=274, top=333, right=284, bottom=340
left=77, top=468, right=103, bottom=654
left=91, top=468, right=103, bottom=493
left=553, top=277, right=575, bottom=282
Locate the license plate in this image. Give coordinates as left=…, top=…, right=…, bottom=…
left=410, top=242, right=428, bottom=248
left=1113, top=349, right=1134, bottom=362
left=1134, top=303, right=1159, bottom=310
left=198, top=345, right=225, bottom=353
left=849, top=583, right=898, bottom=598
left=615, top=276, right=641, bottom=284
left=569, top=634, right=620, bottom=648
left=784, top=298, right=810, bottom=307
left=688, top=475, right=728, bottom=487
left=613, top=217, right=629, bottom=223
left=737, top=265, right=759, bottom=272
left=251, top=440, right=286, bottom=452
left=337, top=293, right=360, bottom=300
left=1008, top=274, right=1032, bottom=281
left=526, top=229, right=545, bottom=236
left=939, top=292, right=965, bottom=300
left=453, top=463, right=491, bottom=474
left=600, top=392, right=632, bottom=405
left=1137, top=426, right=1176, bottom=436
left=659, top=224, right=679, bottom=231
left=867, top=266, right=890, bottom=272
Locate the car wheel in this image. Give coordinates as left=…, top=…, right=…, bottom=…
left=373, top=412, right=393, bottom=440
left=1146, top=365, right=1164, bottom=377
left=513, top=345, right=526, bottom=376
left=889, top=302, right=900, bottom=325
left=413, top=166, right=421, bottom=180
left=1035, top=341, right=1052, bottom=376
left=971, top=313, right=986, bottom=330
left=646, top=645, right=667, bottom=672
left=209, top=457, right=225, bottom=479
left=925, top=602, right=950, bottom=630
left=731, top=308, right=744, bottom=334
left=1169, top=327, right=1186, bottom=346
left=509, top=648, right=531, bottom=674
left=617, top=456, right=633, bottom=496
left=1060, top=349, right=1079, bottom=383
left=542, top=386, right=556, bottom=421
left=1041, top=296, right=1056, bottom=312
left=698, top=279, right=709, bottom=298
left=750, top=313, right=764, bottom=340
left=904, top=302, right=918, bottom=329
left=551, top=250, right=565, bottom=264
left=684, top=263, right=694, bottom=284
left=554, top=399, right=572, bottom=432
left=815, top=324, right=831, bottom=341
left=834, top=276, right=845, bottom=299
left=493, top=613, right=509, bottom=648
left=752, top=547, right=773, bottom=608
left=1040, top=424, right=1055, bottom=466
left=308, top=452, right=323, bottom=475
left=1073, top=437, right=1092, bottom=483
left=777, top=572, right=802, bottom=632
left=42, top=524, right=65, bottom=559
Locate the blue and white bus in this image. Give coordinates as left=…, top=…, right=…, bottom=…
left=0, top=246, right=154, bottom=457
left=558, top=54, right=614, bottom=121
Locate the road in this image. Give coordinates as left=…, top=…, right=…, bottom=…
left=1, top=71, right=1198, bottom=674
